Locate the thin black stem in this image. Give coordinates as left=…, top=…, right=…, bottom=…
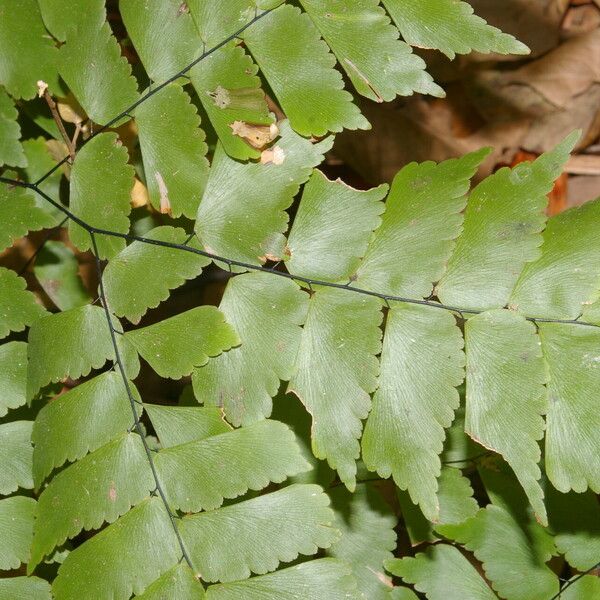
left=89, top=232, right=195, bottom=573
left=1, top=176, right=598, bottom=331
left=33, top=9, right=272, bottom=187
left=549, top=561, right=600, bottom=600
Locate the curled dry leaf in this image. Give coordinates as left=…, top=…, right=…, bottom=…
left=230, top=120, right=279, bottom=149
left=130, top=177, right=149, bottom=208
left=57, top=94, right=86, bottom=125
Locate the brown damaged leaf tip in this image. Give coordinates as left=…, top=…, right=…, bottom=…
left=260, top=145, right=285, bottom=165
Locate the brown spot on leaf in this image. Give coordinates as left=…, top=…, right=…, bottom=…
left=108, top=482, right=117, bottom=502
left=230, top=120, right=279, bottom=149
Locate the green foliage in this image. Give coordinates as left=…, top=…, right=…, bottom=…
left=0, top=0, right=61, bottom=99
left=0, top=181, right=54, bottom=252
left=0, top=341, right=28, bottom=416
left=0, top=421, right=34, bottom=494
left=386, top=543, right=498, bottom=600
left=1, top=2, right=599, bottom=599
left=33, top=241, right=91, bottom=310
left=190, top=42, right=273, bottom=161
left=299, top=0, right=443, bottom=102
left=193, top=272, right=308, bottom=425
left=436, top=134, right=578, bottom=310
left=0, top=496, right=36, bottom=570
left=179, top=483, right=338, bottom=582
left=103, top=226, right=209, bottom=323
left=243, top=5, right=369, bottom=136
left=135, top=83, right=209, bottom=218
left=383, top=0, right=529, bottom=59
left=0, top=88, right=27, bottom=168
left=123, top=306, right=239, bottom=379
left=0, top=267, right=47, bottom=338
left=68, top=133, right=134, bottom=258
left=362, top=304, right=464, bottom=520
left=465, top=310, right=548, bottom=524
left=289, top=288, right=382, bottom=490
left=58, top=21, right=139, bottom=125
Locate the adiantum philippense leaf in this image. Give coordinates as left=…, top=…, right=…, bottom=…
left=390, top=588, right=419, bottom=600
left=58, top=21, right=139, bottom=125
left=362, top=304, right=464, bottom=520
left=187, top=0, right=258, bottom=47
left=271, top=390, right=336, bottom=487
left=0, top=496, right=36, bottom=570
left=103, top=226, right=209, bottom=324
left=286, top=170, right=387, bottom=282
left=26, top=304, right=139, bottom=401
left=289, top=288, right=382, bottom=490
left=546, top=486, right=600, bottom=571
left=52, top=497, right=180, bottom=600
left=243, top=5, right=369, bottom=136
left=465, top=310, right=548, bottom=524
left=0, top=421, right=33, bottom=494
left=399, top=466, right=479, bottom=546
left=196, top=121, right=331, bottom=264
left=32, top=372, right=139, bottom=487
left=30, top=433, right=154, bottom=570
left=0, top=0, right=61, bottom=99
left=582, top=295, right=600, bottom=325
left=120, top=0, right=201, bottom=82
left=179, top=483, right=339, bottom=582
left=441, top=505, right=559, bottom=600
left=124, top=306, right=238, bottom=379
left=386, top=544, right=497, bottom=600
left=0, top=179, right=55, bottom=253
left=327, top=484, right=397, bottom=600
left=0, top=267, right=46, bottom=339
left=0, top=341, right=27, bottom=417
left=436, top=133, right=578, bottom=311
left=354, top=149, right=489, bottom=298
left=68, top=133, right=134, bottom=259
left=538, top=322, right=600, bottom=493
left=192, top=272, right=308, bottom=426
left=204, top=559, right=359, bottom=600
left=145, top=404, right=231, bottom=447
left=135, top=565, right=205, bottom=600
left=510, top=198, right=600, bottom=319
left=382, top=0, right=529, bottom=60
left=560, top=575, right=600, bottom=600
left=0, top=87, right=27, bottom=167
left=154, top=419, right=311, bottom=512
left=190, top=42, right=273, bottom=161
left=300, top=0, right=443, bottom=102
left=34, top=241, right=91, bottom=310
left=37, top=0, right=106, bottom=42
left=135, top=83, right=209, bottom=218
left=0, top=576, right=52, bottom=600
